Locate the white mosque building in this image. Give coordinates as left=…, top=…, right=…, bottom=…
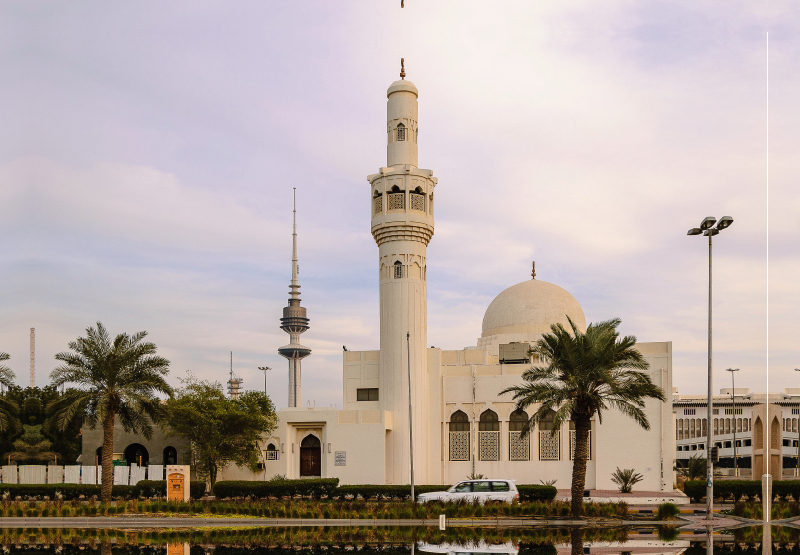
left=221, top=69, right=675, bottom=491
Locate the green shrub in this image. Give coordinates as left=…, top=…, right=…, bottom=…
left=213, top=478, right=339, bottom=499
left=684, top=480, right=765, bottom=503
left=656, top=502, right=679, bottom=520
left=517, top=485, right=558, bottom=502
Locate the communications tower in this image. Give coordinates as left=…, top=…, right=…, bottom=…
left=278, top=189, right=311, bottom=407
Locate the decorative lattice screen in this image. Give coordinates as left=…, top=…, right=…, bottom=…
left=373, top=196, right=382, bottom=214
left=410, top=193, right=425, bottom=212
left=479, top=431, right=500, bottom=461
left=388, top=193, right=405, bottom=211
left=509, top=431, right=530, bottom=461
left=539, top=430, right=560, bottom=461
left=449, top=431, right=470, bottom=461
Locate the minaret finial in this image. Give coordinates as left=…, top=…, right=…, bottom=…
left=400, top=58, right=405, bottom=80
left=531, top=261, right=536, bottom=280
left=401, top=0, right=404, bottom=7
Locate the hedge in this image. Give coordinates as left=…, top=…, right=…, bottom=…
left=683, top=480, right=776, bottom=503
left=331, top=485, right=447, bottom=500
left=0, top=481, right=206, bottom=500
left=212, top=480, right=557, bottom=502
left=213, top=479, right=339, bottom=499
left=517, top=485, right=558, bottom=502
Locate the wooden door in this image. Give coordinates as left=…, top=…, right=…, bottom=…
left=300, top=435, right=321, bottom=477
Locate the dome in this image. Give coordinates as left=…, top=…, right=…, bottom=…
left=481, top=279, right=586, bottom=340
left=387, top=80, right=418, bottom=97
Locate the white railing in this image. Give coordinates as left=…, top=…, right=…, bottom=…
left=0, top=464, right=164, bottom=485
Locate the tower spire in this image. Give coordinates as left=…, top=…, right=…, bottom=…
left=278, top=189, right=311, bottom=408
left=290, top=187, right=300, bottom=301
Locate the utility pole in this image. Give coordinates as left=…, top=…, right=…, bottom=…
left=258, top=366, right=271, bottom=397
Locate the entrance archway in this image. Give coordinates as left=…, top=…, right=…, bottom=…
left=300, top=435, right=321, bottom=477
left=124, top=443, right=149, bottom=466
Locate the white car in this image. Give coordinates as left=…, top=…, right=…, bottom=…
left=417, top=479, right=519, bottom=504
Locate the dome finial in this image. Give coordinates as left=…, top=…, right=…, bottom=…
left=531, top=261, right=536, bottom=280
left=400, top=58, right=405, bottom=80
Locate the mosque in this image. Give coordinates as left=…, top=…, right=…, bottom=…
left=218, top=68, right=676, bottom=491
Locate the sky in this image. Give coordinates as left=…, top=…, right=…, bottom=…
left=0, top=1, right=796, bottom=409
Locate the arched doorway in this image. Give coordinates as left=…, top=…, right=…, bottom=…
left=95, top=446, right=102, bottom=465
left=163, top=446, right=178, bottom=465
left=300, top=435, right=321, bottom=477
left=124, top=443, right=149, bottom=466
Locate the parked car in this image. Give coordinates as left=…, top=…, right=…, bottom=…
left=417, top=479, right=519, bottom=504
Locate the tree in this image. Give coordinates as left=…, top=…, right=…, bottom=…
left=0, top=353, right=18, bottom=433
left=501, top=317, right=666, bottom=519
left=7, top=424, right=57, bottom=463
left=164, top=376, right=278, bottom=488
left=676, top=454, right=707, bottom=481
left=48, top=322, right=172, bottom=501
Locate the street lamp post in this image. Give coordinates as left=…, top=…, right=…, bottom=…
left=795, top=369, right=800, bottom=476
left=258, top=366, right=271, bottom=397
left=688, top=215, right=733, bottom=520
left=727, top=368, right=739, bottom=476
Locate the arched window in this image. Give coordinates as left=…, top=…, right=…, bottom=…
left=479, top=409, right=499, bottom=431
left=394, top=260, right=403, bottom=279
left=509, top=409, right=528, bottom=432
left=163, top=446, right=178, bottom=465
left=539, top=410, right=556, bottom=431
left=265, top=443, right=278, bottom=460
left=124, top=443, right=149, bottom=466
left=396, top=123, right=405, bottom=141
left=449, top=410, right=470, bottom=431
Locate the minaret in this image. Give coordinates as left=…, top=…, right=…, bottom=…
left=367, top=61, right=436, bottom=484
left=278, top=189, right=311, bottom=408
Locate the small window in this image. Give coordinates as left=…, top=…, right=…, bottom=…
left=266, top=443, right=279, bottom=460
left=473, top=481, right=491, bottom=492
left=449, top=410, right=470, bottom=432
left=479, top=409, right=499, bottom=431
left=509, top=409, right=528, bottom=432
left=724, top=441, right=732, bottom=448
left=712, top=408, right=719, bottom=415
left=744, top=439, right=752, bottom=446
left=684, top=409, right=696, bottom=416
left=492, top=481, right=510, bottom=492
left=356, top=388, right=379, bottom=401
left=394, top=261, right=403, bottom=279
left=784, top=439, right=791, bottom=447
left=452, top=482, right=471, bottom=493
left=397, top=123, right=405, bottom=141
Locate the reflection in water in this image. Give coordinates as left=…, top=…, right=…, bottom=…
left=0, top=525, right=793, bottom=554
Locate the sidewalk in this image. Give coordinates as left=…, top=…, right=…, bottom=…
left=555, top=489, right=690, bottom=506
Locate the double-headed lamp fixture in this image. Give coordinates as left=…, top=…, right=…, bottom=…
left=687, top=216, right=734, bottom=237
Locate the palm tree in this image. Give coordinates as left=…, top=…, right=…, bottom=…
left=49, top=323, right=172, bottom=501
left=0, top=353, right=18, bottom=433
left=501, top=317, right=666, bottom=519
